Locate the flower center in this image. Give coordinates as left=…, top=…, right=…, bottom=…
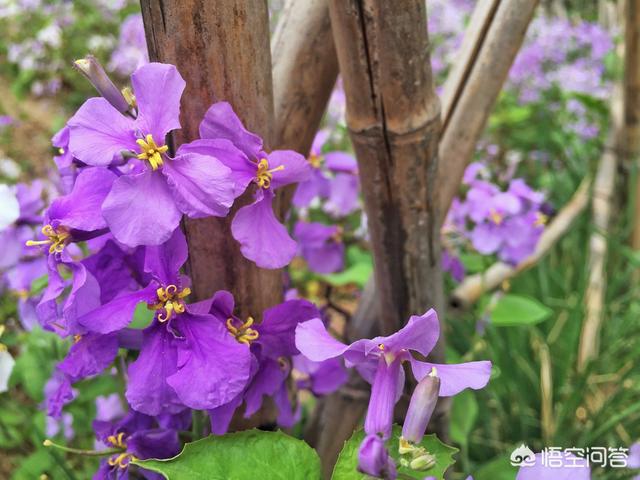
left=148, top=284, right=191, bottom=322
left=106, top=432, right=136, bottom=470
left=534, top=211, right=548, bottom=227
left=26, top=224, right=70, bottom=254
left=308, top=152, right=322, bottom=169
left=226, top=316, right=260, bottom=345
left=489, top=209, right=503, bottom=225
left=255, top=158, right=285, bottom=189
left=136, top=133, right=168, bottom=171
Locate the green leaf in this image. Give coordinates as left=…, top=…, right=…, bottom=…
left=130, top=303, right=154, bottom=329
left=449, top=390, right=478, bottom=448
left=490, top=294, right=552, bottom=327
left=133, top=429, right=321, bottom=480
left=321, top=247, right=372, bottom=287
left=332, top=425, right=457, bottom=480
left=473, top=454, right=517, bottom=480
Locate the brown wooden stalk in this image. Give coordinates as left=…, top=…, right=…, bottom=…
left=140, top=1, right=280, bottom=318
left=626, top=0, right=640, bottom=251
left=309, top=0, right=539, bottom=471
left=311, top=0, right=443, bottom=474
left=271, top=0, right=339, bottom=213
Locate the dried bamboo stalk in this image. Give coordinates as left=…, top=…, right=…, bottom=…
left=626, top=0, right=640, bottom=250
left=140, top=0, right=280, bottom=318
left=452, top=179, right=591, bottom=307
left=578, top=86, right=623, bottom=370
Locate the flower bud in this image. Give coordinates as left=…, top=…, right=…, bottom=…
left=73, top=55, right=130, bottom=114
left=409, top=452, right=436, bottom=471
left=358, top=434, right=397, bottom=480
left=401, top=367, right=440, bottom=444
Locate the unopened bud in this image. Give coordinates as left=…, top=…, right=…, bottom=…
left=409, top=452, right=436, bottom=471
left=73, top=55, right=129, bottom=114
left=401, top=367, right=440, bottom=444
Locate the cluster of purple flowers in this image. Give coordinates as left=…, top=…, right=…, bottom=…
left=444, top=162, right=549, bottom=270
left=292, top=130, right=360, bottom=274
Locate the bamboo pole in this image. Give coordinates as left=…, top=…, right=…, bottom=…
left=452, top=179, right=591, bottom=307
left=578, top=87, right=623, bottom=371
left=309, top=1, right=539, bottom=470
left=626, top=0, right=640, bottom=250
left=140, top=1, right=280, bottom=318
left=311, top=1, right=444, bottom=474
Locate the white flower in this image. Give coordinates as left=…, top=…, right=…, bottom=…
left=0, top=184, right=19, bottom=231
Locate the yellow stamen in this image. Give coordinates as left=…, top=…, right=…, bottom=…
left=121, top=87, right=136, bottom=109
left=73, top=334, right=82, bottom=344
left=226, top=316, right=260, bottom=345
left=489, top=209, right=503, bottom=225
left=107, top=432, right=127, bottom=449
left=377, top=343, right=385, bottom=351
left=308, top=152, right=322, bottom=169
left=58, top=148, right=65, bottom=155
left=136, top=134, right=168, bottom=171
left=534, top=212, right=548, bottom=227
left=255, top=158, right=285, bottom=189
left=148, top=285, right=190, bottom=322
left=26, top=225, right=70, bottom=254
left=107, top=452, right=137, bottom=469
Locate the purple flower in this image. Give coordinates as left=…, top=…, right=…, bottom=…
left=93, top=411, right=179, bottom=480
left=109, top=13, right=149, bottom=76
left=293, top=355, right=348, bottom=396
left=43, top=371, right=76, bottom=418
left=96, top=394, right=125, bottom=422
left=182, top=102, right=312, bottom=268
left=46, top=412, right=74, bottom=441
left=358, top=434, right=397, bottom=480
left=294, top=221, right=345, bottom=274
left=401, top=372, right=440, bottom=444
left=206, top=292, right=321, bottom=433
left=68, top=63, right=237, bottom=247
left=296, top=309, right=491, bottom=400
left=5, top=256, right=47, bottom=330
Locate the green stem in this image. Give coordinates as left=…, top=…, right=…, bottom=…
left=43, top=439, right=121, bottom=457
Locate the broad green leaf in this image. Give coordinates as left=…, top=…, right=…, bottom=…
left=130, top=303, right=154, bottom=329
left=133, top=429, right=321, bottom=480
left=332, top=425, right=457, bottom=480
left=490, top=294, right=552, bottom=327
left=450, top=390, right=478, bottom=449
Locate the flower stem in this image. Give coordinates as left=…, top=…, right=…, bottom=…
left=43, top=439, right=121, bottom=457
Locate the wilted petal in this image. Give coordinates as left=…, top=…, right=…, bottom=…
left=102, top=171, right=182, bottom=247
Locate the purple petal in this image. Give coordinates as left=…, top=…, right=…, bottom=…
left=78, top=284, right=157, bottom=334
left=68, top=97, right=137, bottom=166
left=231, top=192, right=296, bottom=269
left=244, top=357, right=286, bottom=417
left=199, top=102, right=263, bottom=158
left=373, top=309, right=440, bottom=357
left=292, top=171, right=330, bottom=208
left=102, top=171, right=182, bottom=247
left=128, top=428, right=181, bottom=461
left=132, top=63, right=185, bottom=142
left=266, top=150, right=312, bottom=190
left=358, top=434, right=397, bottom=480
left=144, top=228, right=188, bottom=286
left=257, top=299, right=321, bottom=358
left=295, top=318, right=350, bottom=362
left=324, top=151, right=358, bottom=173
left=177, top=139, right=255, bottom=197
left=364, top=358, right=403, bottom=438
left=410, top=358, right=492, bottom=396
left=325, top=173, right=360, bottom=217
left=47, top=168, right=116, bottom=232
left=208, top=393, right=243, bottom=435
left=516, top=453, right=590, bottom=480
left=126, top=322, right=184, bottom=416
left=167, top=313, right=252, bottom=410
left=163, top=153, right=235, bottom=218
left=58, top=333, right=119, bottom=382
